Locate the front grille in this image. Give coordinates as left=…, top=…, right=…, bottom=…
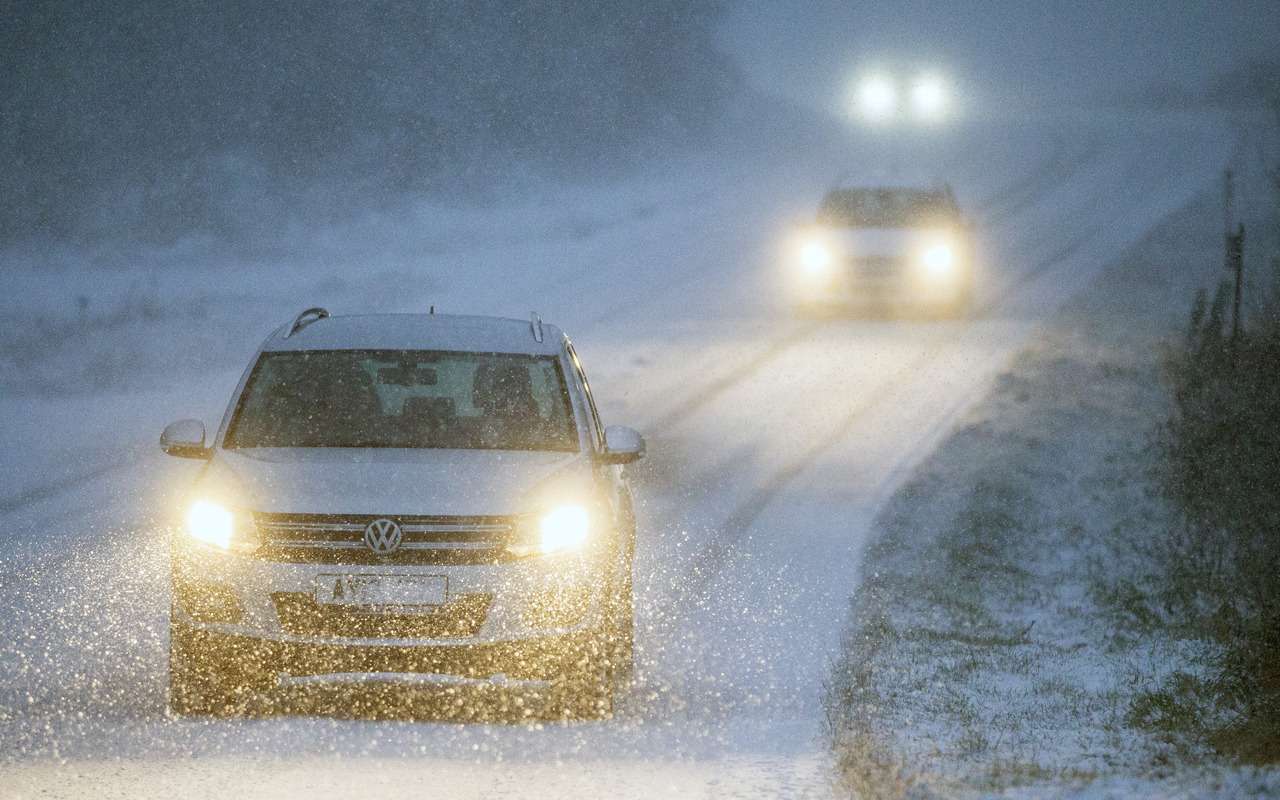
left=849, top=255, right=906, bottom=279
left=253, top=513, right=516, bottom=565
left=272, top=592, right=492, bottom=638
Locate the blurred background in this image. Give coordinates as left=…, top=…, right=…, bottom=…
left=3, top=0, right=1277, bottom=253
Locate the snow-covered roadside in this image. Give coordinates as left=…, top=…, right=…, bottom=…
left=822, top=179, right=1280, bottom=797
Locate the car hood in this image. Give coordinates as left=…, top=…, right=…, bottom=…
left=195, top=448, right=592, bottom=517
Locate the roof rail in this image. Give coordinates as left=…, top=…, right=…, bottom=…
left=285, top=307, right=329, bottom=338
left=530, top=312, right=544, bottom=343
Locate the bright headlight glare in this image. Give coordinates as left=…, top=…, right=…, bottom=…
left=911, top=75, right=947, bottom=120
left=857, top=75, right=897, bottom=121
left=539, top=505, right=590, bottom=554
left=799, top=239, right=832, bottom=275
left=186, top=500, right=235, bottom=550
left=922, top=243, right=954, bottom=276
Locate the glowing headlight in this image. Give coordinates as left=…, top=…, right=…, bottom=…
left=539, top=505, right=590, bottom=554
left=857, top=75, right=897, bottom=121
left=911, top=75, right=948, bottom=121
left=186, top=500, right=235, bottom=550
left=508, top=504, right=592, bottom=558
left=922, top=243, right=954, bottom=276
left=799, top=239, right=833, bottom=275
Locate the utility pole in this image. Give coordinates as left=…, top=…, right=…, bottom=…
left=1221, top=169, right=1245, bottom=344
left=1223, top=168, right=1233, bottom=240
left=1228, top=224, right=1245, bottom=343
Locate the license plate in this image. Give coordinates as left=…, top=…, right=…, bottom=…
left=314, top=574, right=447, bottom=609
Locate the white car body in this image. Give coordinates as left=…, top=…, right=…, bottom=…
left=161, top=310, right=643, bottom=717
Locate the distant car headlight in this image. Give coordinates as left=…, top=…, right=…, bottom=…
left=911, top=75, right=948, bottom=121
left=857, top=75, right=897, bottom=122
left=921, top=243, right=954, bottom=277
left=509, top=504, right=591, bottom=558
left=799, top=239, right=833, bottom=275
left=184, top=500, right=256, bottom=552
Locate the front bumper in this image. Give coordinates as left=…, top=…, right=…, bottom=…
left=793, top=256, right=971, bottom=307
left=171, top=538, right=616, bottom=670
left=174, top=620, right=604, bottom=681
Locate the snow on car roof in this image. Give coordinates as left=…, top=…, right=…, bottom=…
left=262, top=313, right=565, bottom=356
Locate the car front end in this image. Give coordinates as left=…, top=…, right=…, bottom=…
left=788, top=186, right=975, bottom=316
left=789, top=224, right=972, bottom=312
left=161, top=313, right=644, bottom=718
left=171, top=480, right=622, bottom=685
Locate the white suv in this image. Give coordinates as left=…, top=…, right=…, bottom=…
left=160, top=309, right=644, bottom=718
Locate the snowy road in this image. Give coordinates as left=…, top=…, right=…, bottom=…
left=0, top=111, right=1231, bottom=798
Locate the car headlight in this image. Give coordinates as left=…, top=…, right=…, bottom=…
left=185, top=500, right=256, bottom=552
left=856, top=74, right=897, bottom=122
left=921, top=243, right=954, bottom=277
left=911, top=74, right=948, bottom=121
left=540, top=505, right=589, bottom=553
left=508, top=504, right=591, bottom=558
left=799, top=239, right=833, bottom=276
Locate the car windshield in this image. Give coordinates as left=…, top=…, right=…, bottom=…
left=224, top=349, right=578, bottom=451
left=817, top=188, right=955, bottom=227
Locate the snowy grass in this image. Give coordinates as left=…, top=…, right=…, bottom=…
left=823, top=170, right=1280, bottom=796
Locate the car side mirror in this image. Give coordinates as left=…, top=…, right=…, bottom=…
left=600, top=425, right=645, bottom=465
left=160, top=419, right=211, bottom=459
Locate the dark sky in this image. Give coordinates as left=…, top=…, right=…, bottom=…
left=718, top=1, right=1280, bottom=113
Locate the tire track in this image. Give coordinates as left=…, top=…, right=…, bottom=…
left=0, top=454, right=144, bottom=515
left=645, top=321, right=821, bottom=432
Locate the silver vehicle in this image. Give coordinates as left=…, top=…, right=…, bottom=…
left=786, top=185, right=975, bottom=316
left=159, top=308, right=644, bottom=718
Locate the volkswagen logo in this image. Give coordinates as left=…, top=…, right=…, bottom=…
left=363, top=518, right=403, bottom=555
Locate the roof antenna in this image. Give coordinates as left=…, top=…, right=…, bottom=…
left=530, top=312, right=544, bottom=343
left=285, top=307, right=329, bottom=338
